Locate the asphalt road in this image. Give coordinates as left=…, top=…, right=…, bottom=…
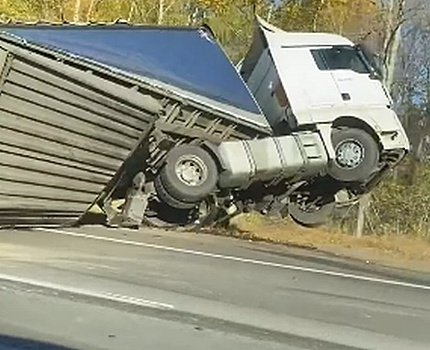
left=0, top=226, right=429, bottom=350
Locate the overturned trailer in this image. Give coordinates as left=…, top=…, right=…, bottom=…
left=0, top=18, right=409, bottom=229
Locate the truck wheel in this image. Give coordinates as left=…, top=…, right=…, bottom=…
left=154, top=175, right=196, bottom=210
left=158, top=145, right=218, bottom=205
left=328, top=128, right=379, bottom=183
left=288, top=196, right=335, bottom=227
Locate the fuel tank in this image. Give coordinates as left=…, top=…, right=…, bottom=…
left=217, top=132, right=328, bottom=189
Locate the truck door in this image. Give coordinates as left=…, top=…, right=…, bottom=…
left=310, top=46, right=390, bottom=106
left=269, top=46, right=343, bottom=125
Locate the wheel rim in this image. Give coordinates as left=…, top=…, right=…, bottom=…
left=175, top=155, right=208, bottom=187
left=294, top=195, right=323, bottom=213
left=289, top=193, right=335, bottom=227
left=335, top=139, right=364, bottom=169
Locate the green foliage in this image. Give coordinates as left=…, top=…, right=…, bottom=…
left=368, top=164, right=430, bottom=238
left=0, top=0, right=388, bottom=61
left=336, top=161, right=430, bottom=239
left=273, top=0, right=379, bottom=40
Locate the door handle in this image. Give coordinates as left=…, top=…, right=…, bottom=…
left=341, top=93, right=351, bottom=101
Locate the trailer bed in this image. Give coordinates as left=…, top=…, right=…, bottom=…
left=0, top=38, right=158, bottom=227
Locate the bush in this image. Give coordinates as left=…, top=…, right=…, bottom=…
left=338, top=164, right=430, bottom=239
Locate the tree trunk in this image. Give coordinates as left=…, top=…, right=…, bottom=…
left=158, top=0, right=165, bottom=25
left=384, top=0, right=404, bottom=180
left=128, top=1, right=136, bottom=22
left=383, top=0, right=405, bottom=89
left=312, top=0, right=325, bottom=32
left=74, top=0, right=82, bottom=23
left=355, top=0, right=404, bottom=238
left=266, top=3, right=274, bottom=23
left=86, top=0, right=99, bottom=22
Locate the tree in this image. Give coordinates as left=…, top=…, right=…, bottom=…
left=187, top=0, right=274, bottom=62
left=274, top=0, right=379, bottom=40
left=73, top=0, right=81, bottom=21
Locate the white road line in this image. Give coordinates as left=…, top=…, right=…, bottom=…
left=37, top=228, right=430, bottom=292
left=0, top=272, right=174, bottom=310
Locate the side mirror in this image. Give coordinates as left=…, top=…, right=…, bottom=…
left=369, top=69, right=381, bottom=80
left=356, top=44, right=383, bottom=80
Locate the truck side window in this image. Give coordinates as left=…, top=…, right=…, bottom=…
left=311, top=47, right=369, bottom=74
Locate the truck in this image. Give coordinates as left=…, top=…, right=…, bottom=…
left=0, top=17, right=409, bottom=229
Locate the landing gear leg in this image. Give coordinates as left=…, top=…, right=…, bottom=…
left=119, top=172, right=149, bottom=229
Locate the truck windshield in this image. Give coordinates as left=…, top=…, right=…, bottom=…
left=311, top=46, right=370, bottom=74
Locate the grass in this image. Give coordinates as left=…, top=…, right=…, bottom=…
left=227, top=212, right=430, bottom=271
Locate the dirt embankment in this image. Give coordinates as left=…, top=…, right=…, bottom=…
left=226, top=213, right=430, bottom=272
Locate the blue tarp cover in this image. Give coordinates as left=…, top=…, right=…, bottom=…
left=0, top=26, right=262, bottom=115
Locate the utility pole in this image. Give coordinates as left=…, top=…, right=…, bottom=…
left=355, top=194, right=370, bottom=238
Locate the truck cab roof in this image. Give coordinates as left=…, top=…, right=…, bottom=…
left=257, top=18, right=354, bottom=48
left=263, top=31, right=354, bottom=48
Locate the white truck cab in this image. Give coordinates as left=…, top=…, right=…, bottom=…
left=240, top=18, right=409, bottom=162
left=228, top=17, right=411, bottom=225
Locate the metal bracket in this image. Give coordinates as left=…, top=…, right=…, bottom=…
left=118, top=172, right=149, bottom=229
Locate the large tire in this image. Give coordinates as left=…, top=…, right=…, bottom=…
left=154, top=175, right=196, bottom=210
left=328, top=128, right=379, bottom=183
left=288, top=197, right=335, bottom=227
left=157, top=145, right=218, bottom=205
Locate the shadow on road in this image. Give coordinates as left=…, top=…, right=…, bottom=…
left=0, top=335, right=77, bottom=350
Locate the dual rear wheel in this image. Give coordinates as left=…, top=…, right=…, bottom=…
left=155, top=145, right=218, bottom=210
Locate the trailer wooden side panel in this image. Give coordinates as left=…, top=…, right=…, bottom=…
left=0, top=45, right=158, bottom=227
